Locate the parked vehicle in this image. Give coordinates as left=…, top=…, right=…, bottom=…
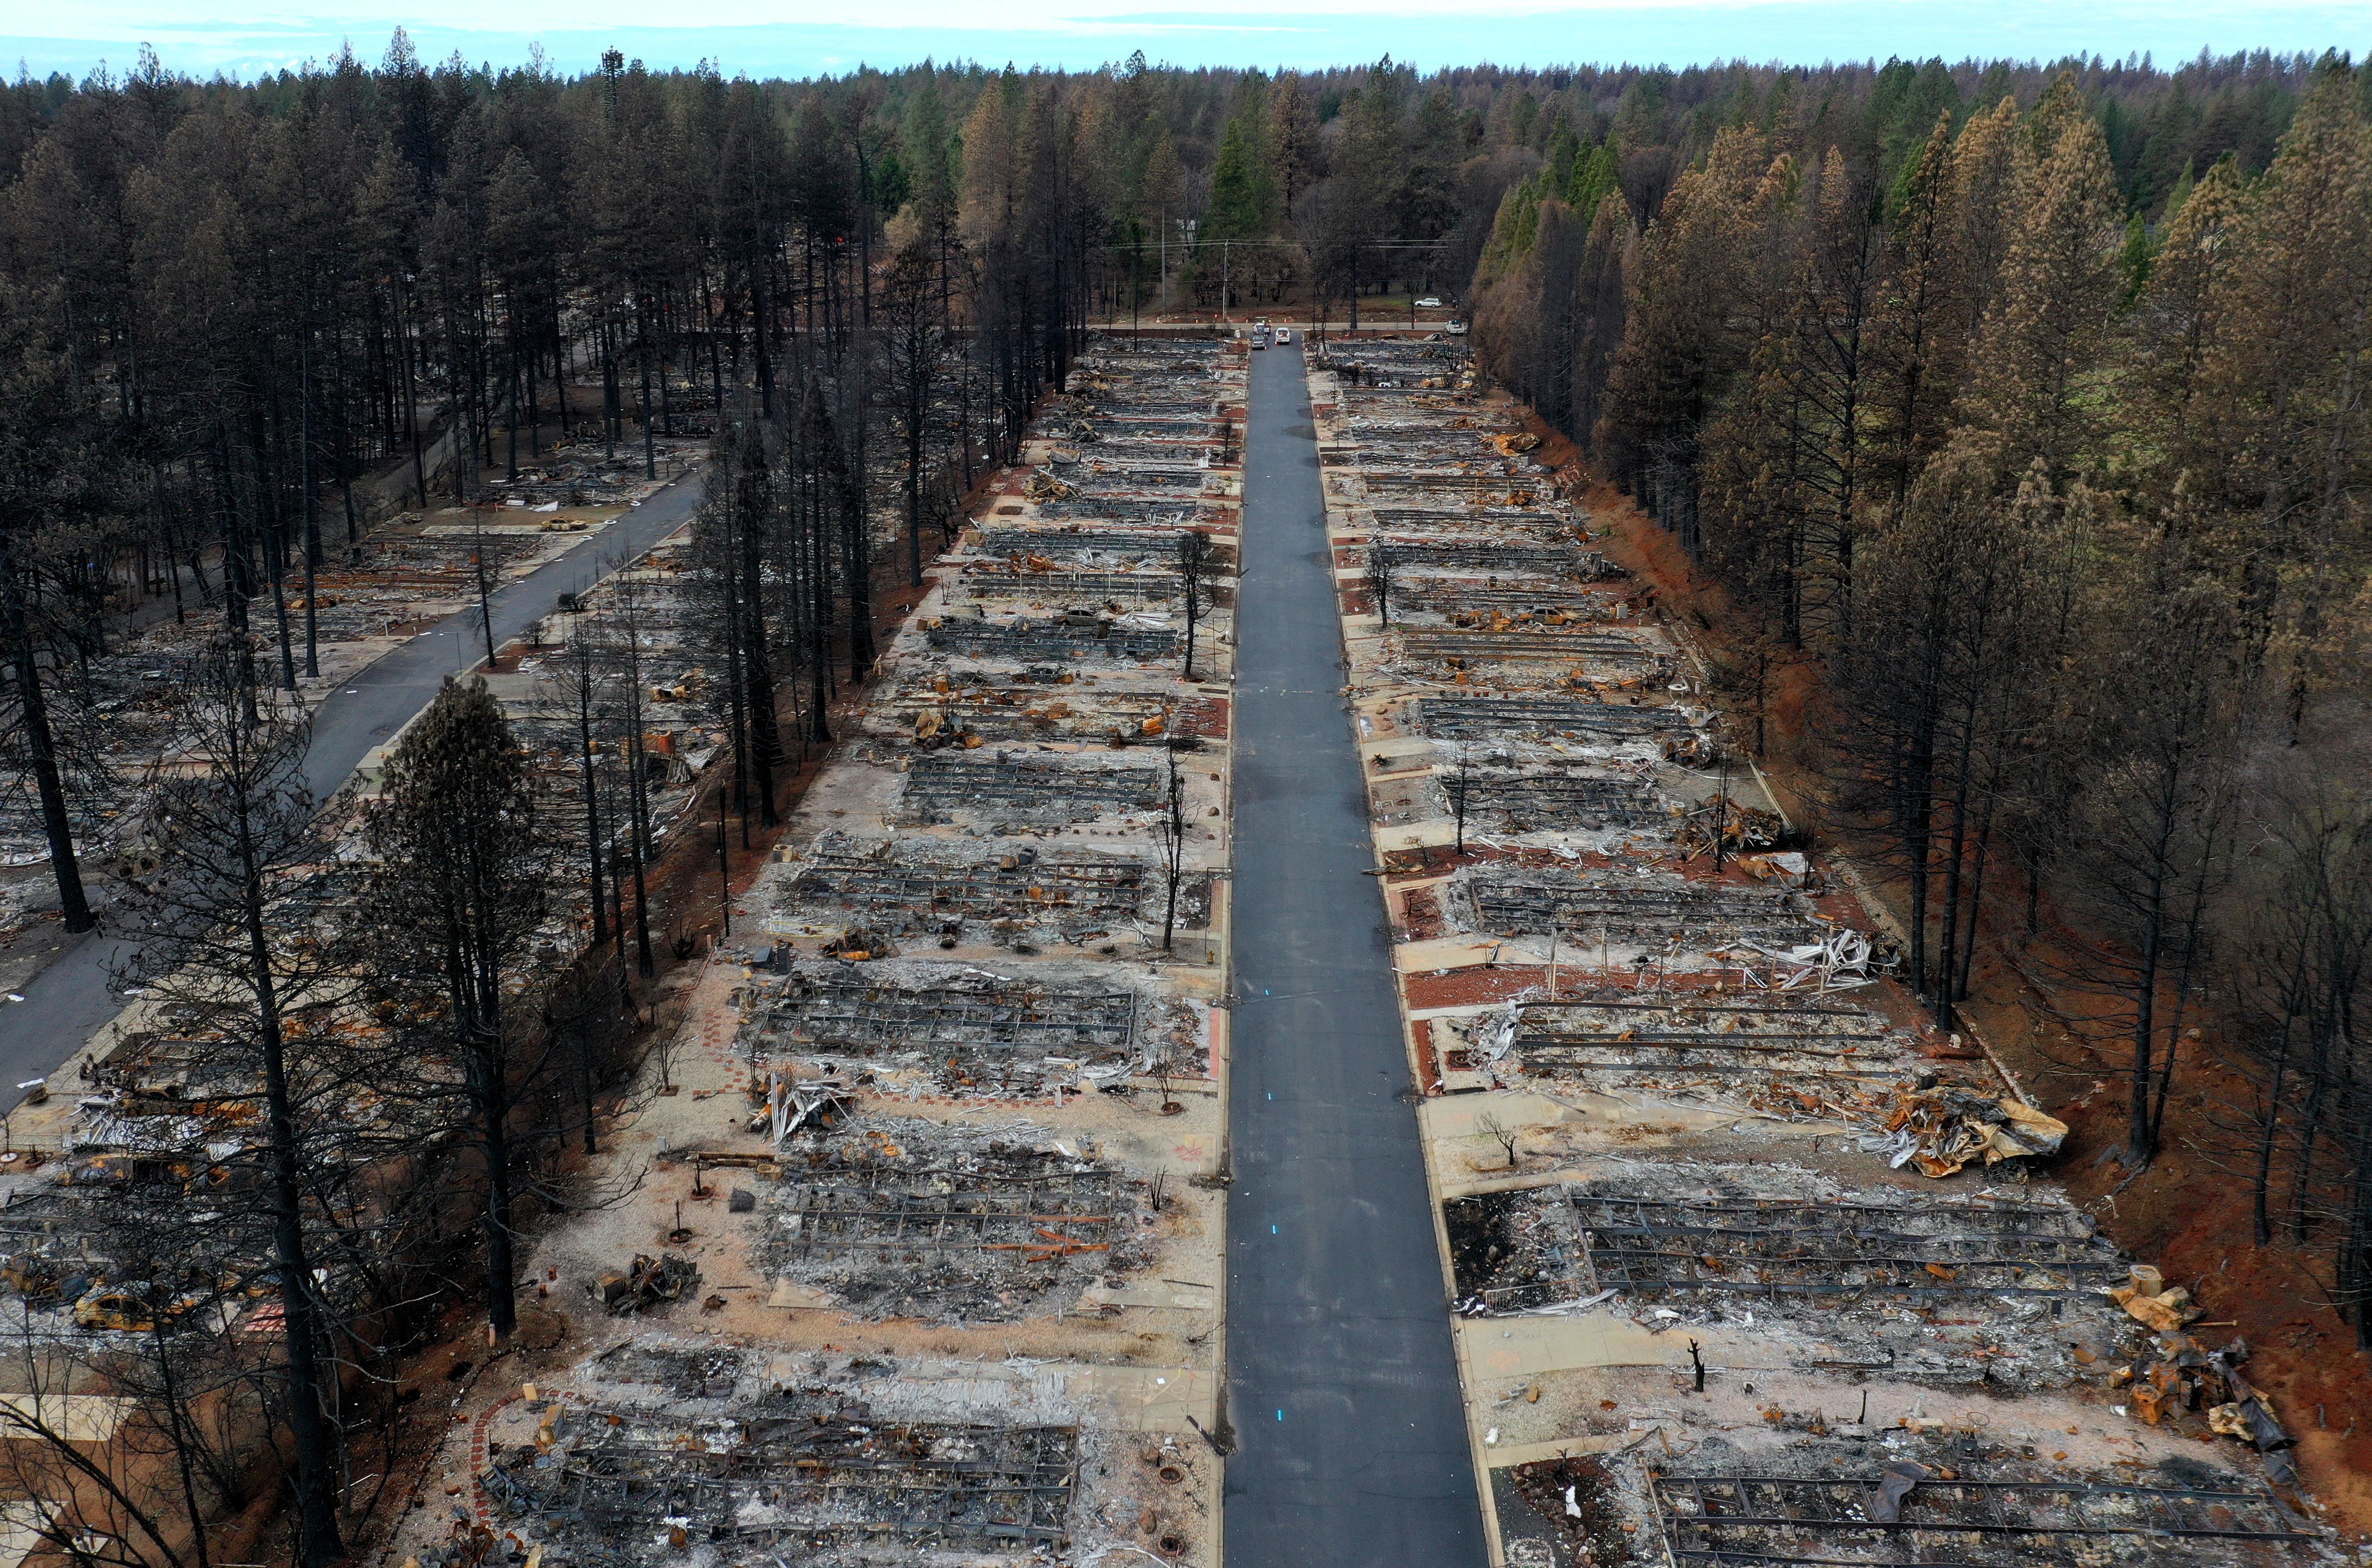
left=1416, top=296, right=1442, bottom=308
left=1444, top=318, right=1469, bottom=335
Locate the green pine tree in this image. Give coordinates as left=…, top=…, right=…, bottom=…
left=371, top=676, right=544, bottom=1339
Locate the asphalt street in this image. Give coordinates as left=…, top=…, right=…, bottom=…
left=1224, top=342, right=1486, bottom=1564
left=0, top=470, right=707, bottom=1110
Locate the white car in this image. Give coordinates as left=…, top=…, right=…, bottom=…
left=1416, top=296, right=1442, bottom=309
left=1275, top=327, right=1292, bottom=344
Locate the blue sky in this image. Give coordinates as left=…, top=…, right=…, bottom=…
left=9, top=0, right=2367, bottom=81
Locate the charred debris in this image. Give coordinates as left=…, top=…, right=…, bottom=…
left=1312, top=343, right=2324, bottom=1567
left=402, top=335, right=1244, bottom=1568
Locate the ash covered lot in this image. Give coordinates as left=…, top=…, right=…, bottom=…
left=1310, top=341, right=2331, bottom=1568
left=392, top=335, right=1243, bottom=1568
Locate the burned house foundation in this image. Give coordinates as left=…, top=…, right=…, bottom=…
left=897, top=753, right=1165, bottom=825
left=774, top=832, right=1203, bottom=951
left=738, top=958, right=1206, bottom=1099
left=384, top=333, right=1241, bottom=1568
left=477, top=1375, right=1085, bottom=1566
left=749, top=1113, right=1158, bottom=1322
left=1306, top=344, right=2321, bottom=1568
left=926, top=614, right=1179, bottom=663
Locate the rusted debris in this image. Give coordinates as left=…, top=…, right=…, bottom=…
left=1866, top=1085, right=2068, bottom=1177
left=594, top=1254, right=698, bottom=1315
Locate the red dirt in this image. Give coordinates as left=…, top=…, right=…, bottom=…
left=1182, top=695, right=1232, bottom=739
left=1404, top=965, right=1559, bottom=1010
left=1411, top=1017, right=1443, bottom=1088
left=1568, top=453, right=2372, bottom=1537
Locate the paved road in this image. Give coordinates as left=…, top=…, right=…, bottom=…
left=0, top=473, right=706, bottom=1110
left=1225, top=344, right=1486, bottom=1563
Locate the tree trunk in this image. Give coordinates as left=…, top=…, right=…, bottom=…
left=0, top=536, right=93, bottom=933
left=301, top=332, right=321, bottom=679
left=232, top=732, right=343, bottom=1567
left=577, top=664, right=609, bottom=947
left=637, top=296, right=658, bottom=480
left=474, top=1028, right=518, bottom=1338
